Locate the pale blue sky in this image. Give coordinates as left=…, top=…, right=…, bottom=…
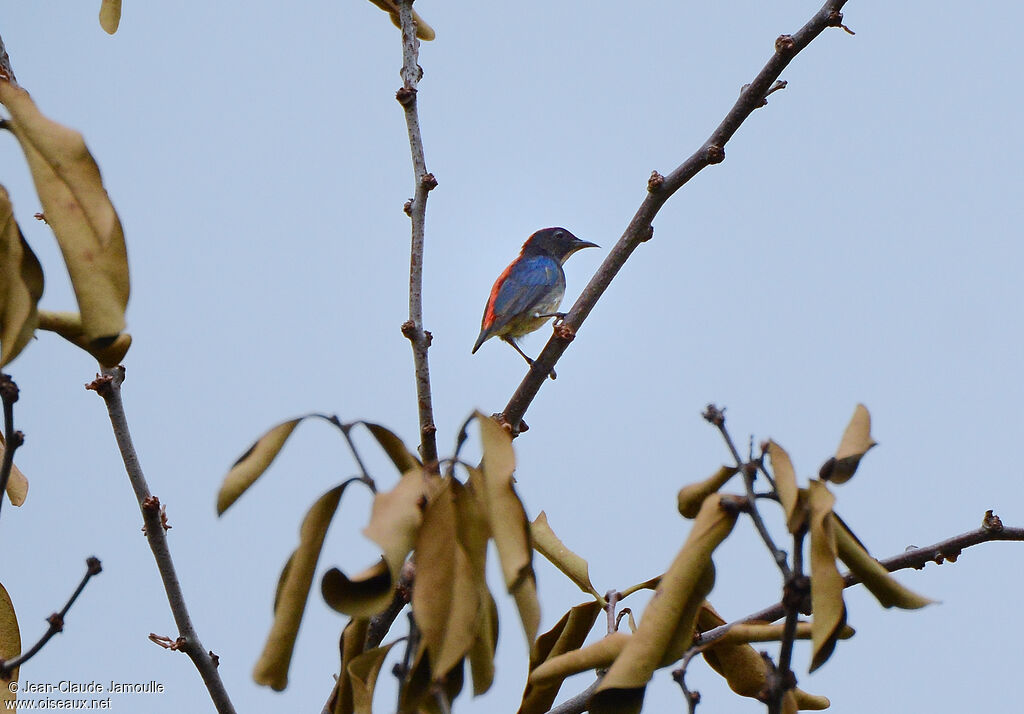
left=2, top=2, right=1021, bottom=713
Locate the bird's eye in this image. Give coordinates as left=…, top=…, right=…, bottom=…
left=553, top=230, right=564, bottom=239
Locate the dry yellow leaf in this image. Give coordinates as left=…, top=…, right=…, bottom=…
left=677, top=465, right=738, bottom=519
left=519, top=600, right=602, bottom=714
left=591, top=495, right=738, bottom=713
left=0, top=433, right=28, bottom=507
left=824, top=404, right=877, bottom=484
left=413, top=479, right=482, bottom=678
left=530, top=511, right=602, bottom=600
left=253, top=484, right=348, bottom=690
left=477, top=413, right=540, bottom=645
left=365, top=0, right=436, bottom=40
left=834, top=517, right=933, bottom=609
left=0, top=186, right=44, bottom=368
left=807, top=480, right=846, bottom=672
left=348, top=641, right=398, bottom=714
left=99, top=0, right=122, bottom=34
left=217, top=417, right=304, bottom=515
left=0, top=582, right=19, bottom=704
left=323, top=470, right=437, bottom=617
left=768, top=441, right=805, bottom=533
left=697, top=604, right=832, bottom=709
left=0, top=82, right=129, bottom=348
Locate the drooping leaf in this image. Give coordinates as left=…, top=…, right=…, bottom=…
left=518, top=600, right=602, bottom=714
left=822, top=404, right=877, bottom=484
left=361, top=421, right=420, bottom=473
left=99, top=0, right=122, bottom=34
left=349, top=641, right=399, bottom=714
left=0, top=186, right=44, bottom=367
left=364, top=0, right=436, bottom=40
left=527, top=632, right=630, bottom=686
left=332, top=618, right=369, bottom=714
left=677, top=465, right=738, bottom=519
left=834, top=517, right=933, bottom=609
left=697, top=604, right=832, bottom=709
left=397, top=644, right=464, bottom=714
left=323, top=470, right=437, bottom=617
left=217, top=417, right=304, bottom=515
left=768, top=441, right=804, bottom=533
left=322, top=560, right=392, bottom=619
left=36, top=310, right=131, bottom=367
left=807, top=480, right=846, bottom=672
left=591, top=495, right=738, bottom=714
left=0, top=582, right=20, bottom=703
left=467, top=588, right=498, bottom=696
left=477, top=413, right=540, bottom=645
left=413, top=478, right=482, bottom=678
left=452, top=474, right=490, bottom=581
left=253, top=483, right=350, bottom=690
left=0, top=82, right=129, bottom=348
left=0, top=433, right=28, bottom=506
left=530, top=511, right=602, bottom=601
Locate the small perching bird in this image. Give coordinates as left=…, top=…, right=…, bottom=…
left=472, top=228, right=597, bottom=377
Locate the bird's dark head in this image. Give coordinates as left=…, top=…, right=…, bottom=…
left=520, top=227, right=598, bottom=263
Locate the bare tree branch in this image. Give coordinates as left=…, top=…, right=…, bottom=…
left=87, top=367, right=236, bottom=714
left=704, top=404, right=791, bottom=578
left=501, top=0, right=852, bottom=430
left=696, top=517, right=1024, bottom=646
left=0, top=557, right=101, bottom=678
left=395, top=0, right=439, bottom=468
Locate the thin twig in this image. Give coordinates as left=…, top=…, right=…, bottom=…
left=695, top=519, right=1024, bottom=646
left=704, top=404, right=791, bottom=578
left=544, top=676, right=603, bottom=714
left=671, top=646, right=706, bottom=714
left=394, top=611, right=420, bottom=708
left=366, top=560, right=415, bottom=649
left=316, top=414, right=378, bottom=493
left=88, top=367, right=236, bottom=714
left=0, top=557, right=102, bottom=677
left=395, top=0, right=439, bottom=469
left=767, top=529, right=806, bottom=713
left=500, top=0, right=853, bottom=430
left=0, top=374, right=20, bottom=521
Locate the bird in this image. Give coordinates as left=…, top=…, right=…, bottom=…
left=472, top=227, right=597, bottom=377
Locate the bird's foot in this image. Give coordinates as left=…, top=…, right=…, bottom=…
left=525, top=356, right=557, bottom=380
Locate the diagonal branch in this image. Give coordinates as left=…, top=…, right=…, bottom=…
left=395, top=0, right=439, bottom=468
left=0, top=557, right=101, bottom=678
left=501, top=0, right=852, bottom=430
left=88, top=367, right=236, bottom=714
left=543, top=518, right=1022, bottom=714
left=695, top=518, right=1024, bottom=646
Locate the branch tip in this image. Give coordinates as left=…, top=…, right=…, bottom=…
left=0, top=375, right=19, bottom=403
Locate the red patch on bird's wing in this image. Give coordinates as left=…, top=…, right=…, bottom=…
left=483, top=262, right=515, bottom=329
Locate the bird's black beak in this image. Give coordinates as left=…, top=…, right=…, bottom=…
left=572, top=239, right=599, bottom=251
